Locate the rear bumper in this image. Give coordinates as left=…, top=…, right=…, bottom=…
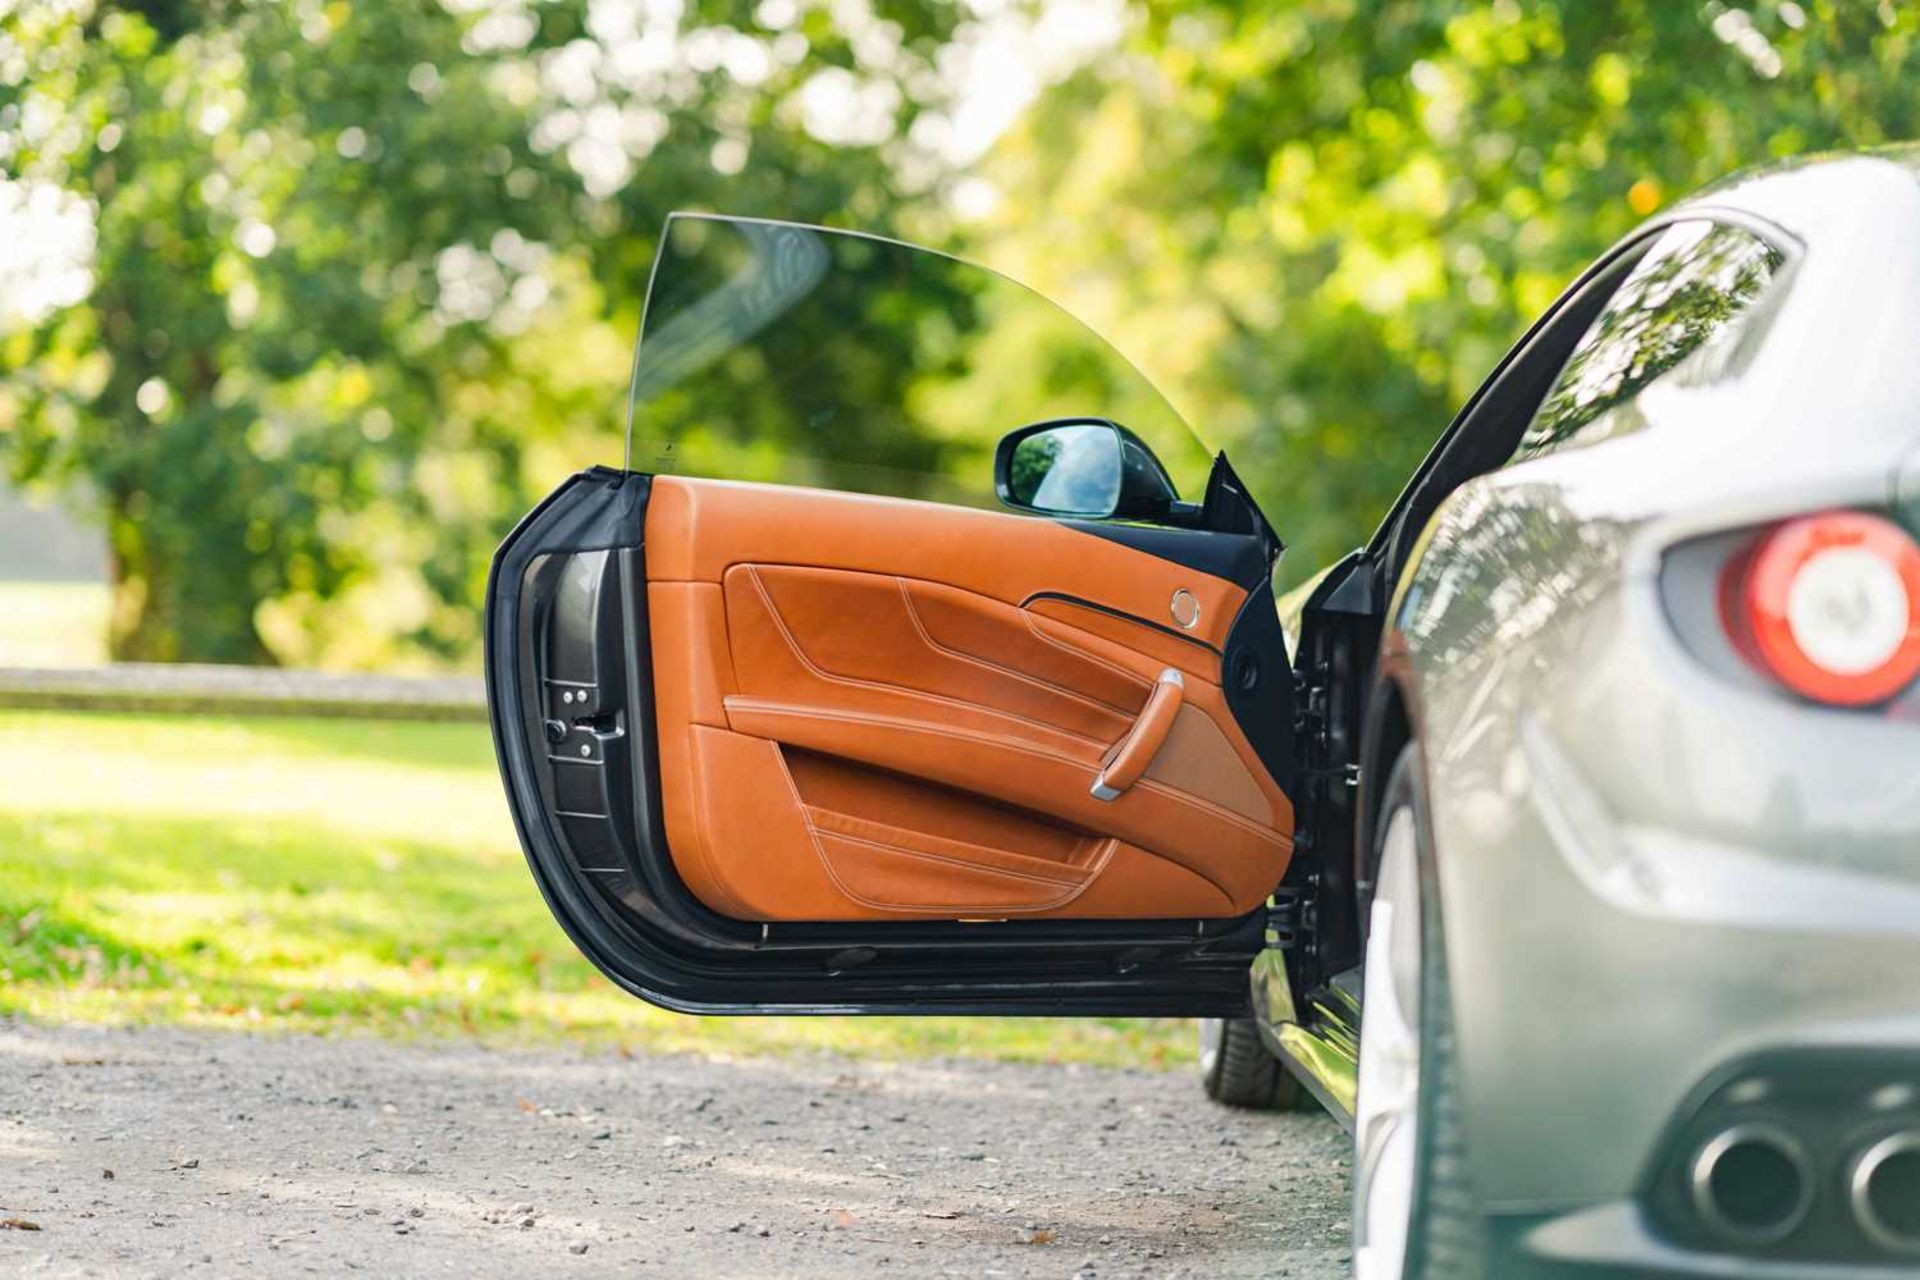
left=1490, top=1202, right=1920, bottom=1279
left=1415, top=549, right=1920, bottom=1265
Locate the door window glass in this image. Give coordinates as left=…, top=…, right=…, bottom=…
left=625, top=214, right=1216, bottom=513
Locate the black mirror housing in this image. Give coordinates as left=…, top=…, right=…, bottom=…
left=994, top=417, right=1183, bottom=521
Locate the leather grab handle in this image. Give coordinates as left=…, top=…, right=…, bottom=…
left=1090, top=668, right=1184, bottom=801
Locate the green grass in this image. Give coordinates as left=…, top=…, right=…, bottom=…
left=0, top=709, right=1193, bottom=1068
left=0, top=582, right=110, bottom=667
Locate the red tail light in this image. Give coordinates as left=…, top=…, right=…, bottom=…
left=1719, top=511, right=1920, bottom=707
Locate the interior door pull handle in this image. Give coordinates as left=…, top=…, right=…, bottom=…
left=1090, top=668, right=1184, bottom=801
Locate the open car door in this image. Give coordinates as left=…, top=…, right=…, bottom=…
left=486, top=215, right=1300, bottom=1015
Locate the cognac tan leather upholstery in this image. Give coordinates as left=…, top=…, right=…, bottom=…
left=645, top=476, right=1294, bottom=921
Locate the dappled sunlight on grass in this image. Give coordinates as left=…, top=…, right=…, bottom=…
left=0, top=710, right=1193, bottom=1069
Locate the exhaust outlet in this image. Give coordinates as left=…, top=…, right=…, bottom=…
left=1688, top=1123, right=1814, bottom=1246
left=1851, top=1131, right=1920, bottom=1254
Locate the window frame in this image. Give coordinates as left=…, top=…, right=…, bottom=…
left=1504, top=218, right=1792, bottom=468
left=1367, top=207, right=1801, bottom=595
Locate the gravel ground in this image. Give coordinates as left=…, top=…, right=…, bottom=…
left=0, top=1020, right=1351, bottom=1279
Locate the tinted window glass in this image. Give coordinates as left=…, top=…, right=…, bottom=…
left=1511, top=221, right=1784, bottom=464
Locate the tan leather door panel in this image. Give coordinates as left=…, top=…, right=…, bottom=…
left=645, top=476, right=1294, bottom=921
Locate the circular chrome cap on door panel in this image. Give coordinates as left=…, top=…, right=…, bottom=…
left=1170, top=589, right=1200, bottom=630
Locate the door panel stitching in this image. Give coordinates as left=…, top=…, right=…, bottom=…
left=742, top=564, right=1107, bottom=748
left=817, top=828, right=1100, bottom=896
left=1017, top=610, right=1157, bottom=693
left=805, top=813, right=1093, bottom=887
left=676, top=727, right=754, bottom=919
left=727, top=698, right=1289, bottom=852
left=895, top=576, right=1139, bottom=719
left=769, top=747, right=1108, bottom=914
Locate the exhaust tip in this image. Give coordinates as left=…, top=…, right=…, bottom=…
left=1851, top=1131, right=1920, bottom=1254
left=1688, top=1123, right=1813, bottom=1246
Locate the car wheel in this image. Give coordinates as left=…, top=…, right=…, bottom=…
left=1352, top=744, right=1486, bottom=1280
left=1197, top=1016, right=1305, bottom=1109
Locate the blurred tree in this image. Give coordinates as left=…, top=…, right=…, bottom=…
left=0, top=0, right=972, bottom=666
left=975, top=0, right=1920, bottom=583
left=8, top=0, right=1920, bottom=664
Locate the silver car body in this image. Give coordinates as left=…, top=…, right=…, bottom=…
left=1278, top=152, right=1920, bottom=1271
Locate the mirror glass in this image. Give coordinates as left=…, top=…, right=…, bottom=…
left=1004, top=423, right=1122, bottom=516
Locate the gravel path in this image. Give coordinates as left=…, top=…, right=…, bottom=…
left=0, top=1021, right=1351, bottom=1279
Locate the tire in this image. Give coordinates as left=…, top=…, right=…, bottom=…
left=1352, top=744, right=1487, bottom=1280
left=1197, top=1016, right=1306, bottom=1110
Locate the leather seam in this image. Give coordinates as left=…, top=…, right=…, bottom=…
left=678, top=727, right=755, bottom=920
left=895, top=577, right=1138, bottom=720
left=808, top=818, right=1118, bottom=914
left=770, top=745, right=881, bottom=914
left=726, top=698, right=1290, bottom=851
left=737, top=570, right=1280, bottom=848
left=1017, top=610, right=1156, bottom=696
left=813, top=825, right=1092, bottom=890
left=1027, top=610, right=1230, bottom=697
left=741, top=565, right=1108, bottom=751
left=804, top=810, right=1098, bottom=886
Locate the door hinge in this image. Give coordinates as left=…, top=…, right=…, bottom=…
left=1266, top=880, right=1319, bottom=953
left=1298, top=762, right=1360, bottom=790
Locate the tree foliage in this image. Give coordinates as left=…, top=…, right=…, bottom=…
left=0, top=0, right=969, bottom=666
left=5, top=0, right=1920, bottom=662
left=974, top=0, right=1920, bottom=581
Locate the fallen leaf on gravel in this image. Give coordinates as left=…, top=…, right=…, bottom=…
left=516, top=1098, right=537, bottom=1113
left=829, top=1210, right=855, bottom=1230
left=101, top=1169, right=114, bottom=1180
left=60, top=1056, right=106, bottom=1067
left=920, top=1210, right=960, bottom=1220
left=1020, top=1229, right=1055, bottom=1245
left=1, top=1218, right=42, bottom=1231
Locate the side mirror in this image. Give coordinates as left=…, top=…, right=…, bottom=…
left=993, top=418, right=1183, bottom=521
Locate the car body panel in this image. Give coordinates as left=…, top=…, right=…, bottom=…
left=1386, top=153, right=1920, bottom=1220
